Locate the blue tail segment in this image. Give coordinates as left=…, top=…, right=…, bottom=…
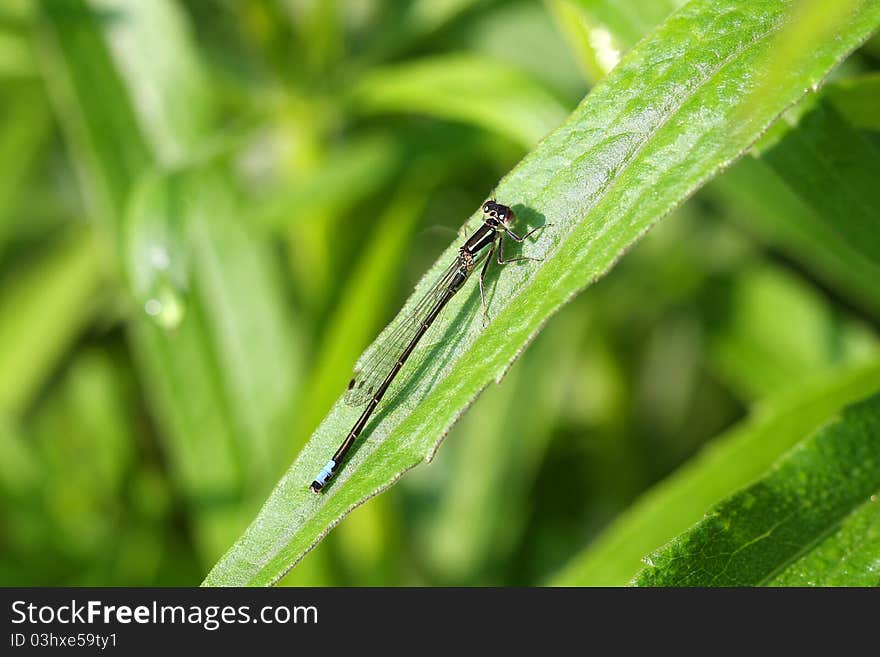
left=310, top=459, right=337, bottom=493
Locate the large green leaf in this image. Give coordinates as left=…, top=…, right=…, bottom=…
left=204, top=0, right=880, bottom=585
left=634, top=390, right=880, bottom=586
left=551, top=357, right=880, bottom=585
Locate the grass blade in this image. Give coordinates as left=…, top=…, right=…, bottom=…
left=552, top=358, right=880, bottom=585
left=634, top=389, right=880, bottom=586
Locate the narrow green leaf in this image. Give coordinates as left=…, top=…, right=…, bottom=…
left=258, top=135, right=401, bottom=230
left=551, top=358, right=880, bottom=586
left=38, top=0, right=152, bottom=236
left=291, top=184, right=426, bottom=454
left=420, top=300, right=580, bottom=582
left=204, top=0, right=880, bottom=586
left=763, top=102, right=880, bottom=266
left=38, top=0, right=213, bottom=235
left=127, top=165, right=302, bottom=560
left=547, top=0, right=683, bottom=82
left=0, top=230, right=103, bottom=417
left=79, top=0, right=215, bottom=166
left=0, top=83, right=51, bottom=252
left=706, top=263, right=877, bottom=400
left=39, top=0, right=303, bottom=564
left=635, top=390, right=880, bottom=586
left=768, top=496, right=880, bottom=586
left=712, top=98, right=880, bottom=315
left=351, top=54, right=570, bottom=149
left=825, top=73, right=880, bottom=131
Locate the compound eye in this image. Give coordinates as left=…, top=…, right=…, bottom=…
left=483, top=203, right=492, bottom=213
left=498, top=211, right=506, bottom=220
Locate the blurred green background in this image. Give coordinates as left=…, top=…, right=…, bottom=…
left=1, top=0, right=879, bottom=586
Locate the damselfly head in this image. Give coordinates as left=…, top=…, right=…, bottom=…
left=483, top=200, right=515, bottom=226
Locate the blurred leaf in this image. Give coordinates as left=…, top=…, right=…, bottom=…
left=0, top=416, right=39, bottom=496
left=292, top=182, right=426, bottom=453
left=38, top=0, right=151, bottom=236
left=825, top=73, right=880, bottom=131
left=32, top=348, right=134, bottom=557
left=127, top=164, right=302, bottom=561
left=419, top=301, right=579, bottom=583
left=712, top=98, right=880, bottom=316
left=552, top=357, right=880, bottom=585
left=351, top=54, right=570, bottom=149
left=357, top=0, right=487, bottom=66
left=38, top=0, right=212, bottom=236
left=547, top=0, right=683, bottom=82
left=706, top=263, right=877, bottom=400
left=39, top=0, right=303, bottom=565
left=634, top=390, right=880, bottom=586
left=204, top=0, right=880, bottom=586
left=81, top=0, right=215, bottom=166
left=460, top=2, right=584, bottom=101
left=0, top=83, right=52, bottom=252
left=0, top=230, right=103, bottom=416
left=257, top=134, right=401, bottom=230
left=0, top=1, right=37, bottom=78
left=763, top=103, right=880, bottom=266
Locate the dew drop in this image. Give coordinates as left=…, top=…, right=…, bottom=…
left=143, top=283, right=185, bottom=330
left=144, top=299, right=162, bottom=316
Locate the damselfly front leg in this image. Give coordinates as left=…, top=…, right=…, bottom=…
left=497, top=229, right=545, bottom=265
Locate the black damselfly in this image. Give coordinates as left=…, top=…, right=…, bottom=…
left=310, top=199, right=547, bottom=493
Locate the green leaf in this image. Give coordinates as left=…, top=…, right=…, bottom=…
left=712, top=97, right=880, bottom=315
left=547, top=0, right=683, bottom=81
left=825, top=73, right=880, bottom=131
left=39, top=0, right=304, bottom=564
left=38, top=0, right=213, bottom=237
left=204, top=0, right=880, bottom=586
left=351, top=54, right=571, bottom=149
left=38, top=0, right=152, bottom=236
left=0, top=230, right=103, bottom=417
left=418, top=298, right=581, bottom=583
left=634, top=390, right=880, bottom=586
left=77, top=0, right=215, bottom=166
left=257, top=135, right=401, bottom=230
left=705, top=263, right=877, bottom=400
left=127, top=164, right=302, bottom=560
left=551, top=357, right=880, bottom=586
left=290, top=183, right=426, bottom=453
left=0, top=83, right=52, bottom=252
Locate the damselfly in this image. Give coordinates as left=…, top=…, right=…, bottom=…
left=310, top=199, right=548, bottom=493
